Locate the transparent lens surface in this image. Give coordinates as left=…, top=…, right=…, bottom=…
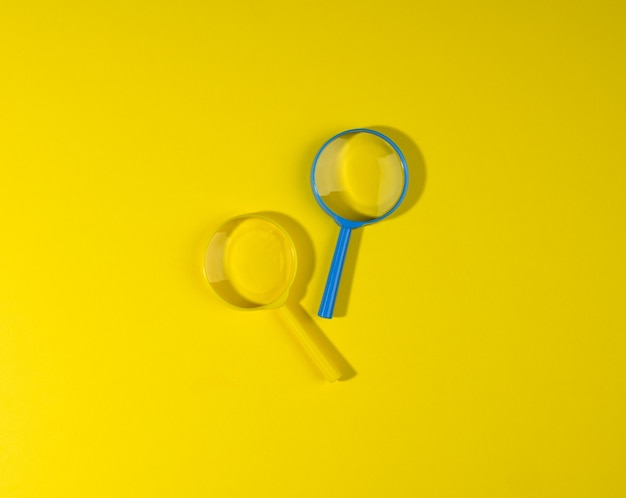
left=314, top=132, right=405, bottom=221
left=205, top=217, right=296, bottom=308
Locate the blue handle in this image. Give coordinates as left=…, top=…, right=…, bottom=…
left=319, top=225, right=352, bottom=319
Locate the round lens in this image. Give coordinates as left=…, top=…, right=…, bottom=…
left=313, top=131, right=406, bottom=222
left=204, top=217, right=296, bottom=308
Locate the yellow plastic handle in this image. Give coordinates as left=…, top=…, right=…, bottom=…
left=279, top=306, right=342, bottom=382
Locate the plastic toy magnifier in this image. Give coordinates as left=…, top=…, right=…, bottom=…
left=204, top=214, right=341, bottom=381
left=311, top=129, right=409, bottom=319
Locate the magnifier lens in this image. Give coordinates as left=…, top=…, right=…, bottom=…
left=314, top=131, right=406, bottom=221
left=205, top=217, right=296, bottom=308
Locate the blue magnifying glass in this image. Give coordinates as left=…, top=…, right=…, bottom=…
left=311, top=128, right=409, bottom=319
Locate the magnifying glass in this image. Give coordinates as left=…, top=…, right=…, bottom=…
left=311, top=128, right=409, bottom=319
left=203, top=214, right=341, bottom=382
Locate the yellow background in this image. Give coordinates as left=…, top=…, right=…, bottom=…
left=1, top=1, right=625, bottom=496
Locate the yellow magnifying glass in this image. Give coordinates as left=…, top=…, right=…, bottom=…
left=203, top=214, right=341, bottom=382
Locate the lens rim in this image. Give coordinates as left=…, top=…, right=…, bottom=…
left=203, top=214, right=298, bottom=311
left=310, top=128, right=409, bottom=228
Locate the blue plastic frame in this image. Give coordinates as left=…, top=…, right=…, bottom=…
left=311, top=128, right=409, bottom=229
left=310, top=128, right=409, bottom=318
